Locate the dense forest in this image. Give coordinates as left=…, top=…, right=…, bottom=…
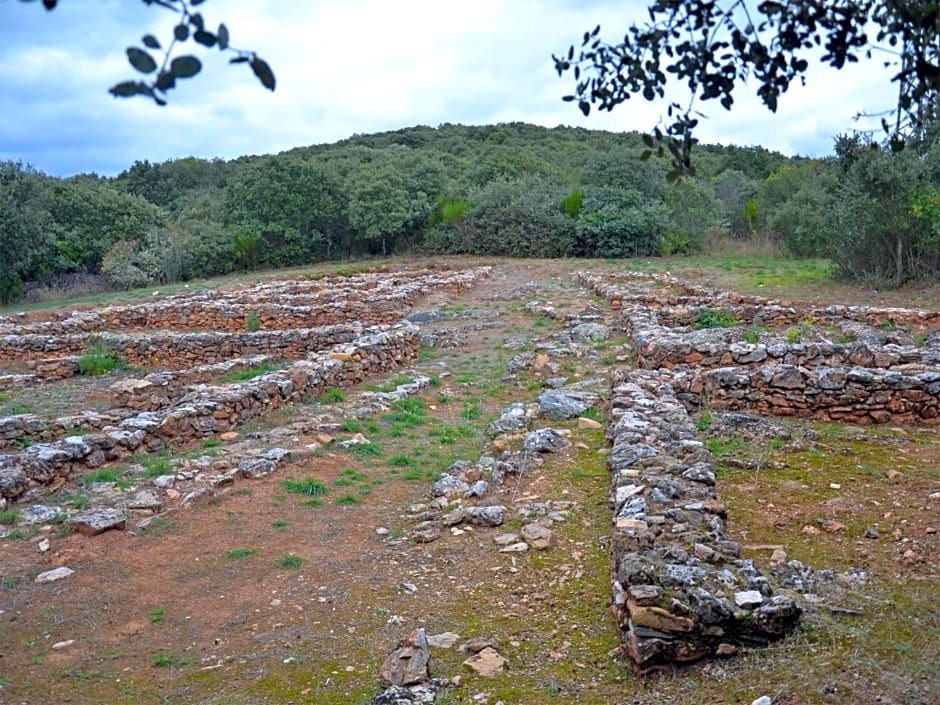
left=2, top=122, right=940, bottom=304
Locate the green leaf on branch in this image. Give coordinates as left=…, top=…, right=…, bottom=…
left=155, top=71, right=176, bottom=92
left=109, top=81, right=148, bottom=98
left=126, top=47, right=157, bottom=74
left=194, top=30, right=216, bottom=48
left=170, top=55, right=202, bottom=79
left=174, top=23, right=189, bottom=41
left=250, top=56, right=276, bottom=91
left=217, top=24, right=229, bottom=50
left=142, top=34, right=161, bottom=50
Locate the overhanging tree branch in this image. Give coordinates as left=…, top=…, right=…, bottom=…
left=19, top=0, right=276, bottom=104
left=554, top=1, right=940, bottom=175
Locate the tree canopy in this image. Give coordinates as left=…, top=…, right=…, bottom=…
left=554, top=1, right=940, bottom=175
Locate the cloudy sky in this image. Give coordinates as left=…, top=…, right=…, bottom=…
left=0, top=0, right=898, bottom=177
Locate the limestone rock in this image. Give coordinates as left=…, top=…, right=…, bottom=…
left=462, top=646, right=507, bottom=677
left=69, top=507, right=126, bottom=535
left=538, top=392, right=589, bottom=420
left=35, top=566, right=74, bottom=583
left=521, top=522, right=555, bottom=550
left=379, top=628, right=431, bottom=687
left=523, top=428, right=571, bottom=453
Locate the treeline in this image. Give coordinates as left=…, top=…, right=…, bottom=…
left=3, top=122, right=940, bottom=304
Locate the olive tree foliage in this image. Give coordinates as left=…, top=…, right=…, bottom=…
left=554, top=1, right=940, bottom=176
left=0, top=162, right=57, bottom=303
left=829, top=134, right=939, bottom=286
left=45, top=176, right=162, bottom=273
left=19, top=0, right=275, bottom=104
left=224, top=157, right=346, bottom=268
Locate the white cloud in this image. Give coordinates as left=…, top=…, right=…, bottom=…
left=0, top=0, right=902, bottom=175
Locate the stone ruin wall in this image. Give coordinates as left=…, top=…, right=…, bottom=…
left=579, top=272, right=940, bottom=425
left=577, top=270, right=940, bottom=672
left=0, top=267, right=489, bottom=335
left=0, top=324, right=364, bottom=370
left=0, top=323, right=419, bottom=500
left=607, top=369, right=800, bottom=672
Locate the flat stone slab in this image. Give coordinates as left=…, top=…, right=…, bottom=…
left=68, top=507, right=126, bottom=536
left=35, top=566, right=74, bottom=583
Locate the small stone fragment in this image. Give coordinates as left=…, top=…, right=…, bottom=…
left=462, top=647, right=508, bottom=677
left=734, top=590, right=764, bottom=609
left=427, top=632, right=461, bottom=649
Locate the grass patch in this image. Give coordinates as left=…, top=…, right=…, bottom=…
left=278, top=554, right=303, bottom=569
left=219, top=361, right=277, bottom=383
left=388, top=454, right=417, bottom=467
left=704, top=436, right=745, bottom=458
left=341, top=419, right=363, bottom=433
left=144, top=457, right=173, bottom=477
left=272, top=519, right=289, bottom=531
left=245, top=312, right=262, bottom=332
left=461, top=403, right=483, bottom=420
left=743, top=325, right=769, bottom=344
left=332, top=467, right=368, bottom=487
left=224, top=548, right=256, bottom=560
left=80, top=468, right=122, bottom=485
left=344, top=442, right=383, bottom=458
left=320, top=387, right=346, bottom=403
left=0, top=510, right=18, bottom=526
left=149, top=607, right=166, bottom=624
left=281, top=477, right=329, bottom=497
left=335, top=493, right=363, bottom=506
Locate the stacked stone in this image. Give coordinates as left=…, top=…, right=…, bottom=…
left=0, top=324, right=362, bottom=367
left=0, top=411, right=127, bottom=451
left=0, top=373, right=39, bottom=390
left=578, top=271, right=940, bottom=330
left=0, top=266, right=492, bottom=336
left=670, top=364, right=940, bottom=424
left=607, top=369, right=801, bottom=673
left=632, top=327, right=927, bottom=371
left=110, top=355, right=274, bottom=410
left=0, top=322, right=419, bottom=501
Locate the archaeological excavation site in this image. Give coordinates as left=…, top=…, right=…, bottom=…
left=0, top=259, right=937, bottom=705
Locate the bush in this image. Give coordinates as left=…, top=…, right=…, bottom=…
left=77, top=342, right=126, bottom=375
left=693, top=308, right=740, bottom=329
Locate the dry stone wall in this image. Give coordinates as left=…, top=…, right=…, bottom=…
left=607, top=369, right=801, bottom=672
left=579, top=271, right=940, bottom=425
left=0, top=322, right=419, bottom=501
left=576, top=269, right=940, bottom=672
left=0, top=324, right=363, bottom=368
left=0, top=267, right=491, bottom=335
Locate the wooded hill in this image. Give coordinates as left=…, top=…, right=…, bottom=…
left=3, top=121, right=939, bottom=304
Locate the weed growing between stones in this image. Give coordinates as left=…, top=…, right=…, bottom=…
left=76, top=342, right=126, bottom=376
left=693, top=307, right=741, bottom=329
left=219, top=361, right=278, bottom=383
left=320, top=387, right=346, bottom=403
left=244, top=311, right=262, bottom=332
